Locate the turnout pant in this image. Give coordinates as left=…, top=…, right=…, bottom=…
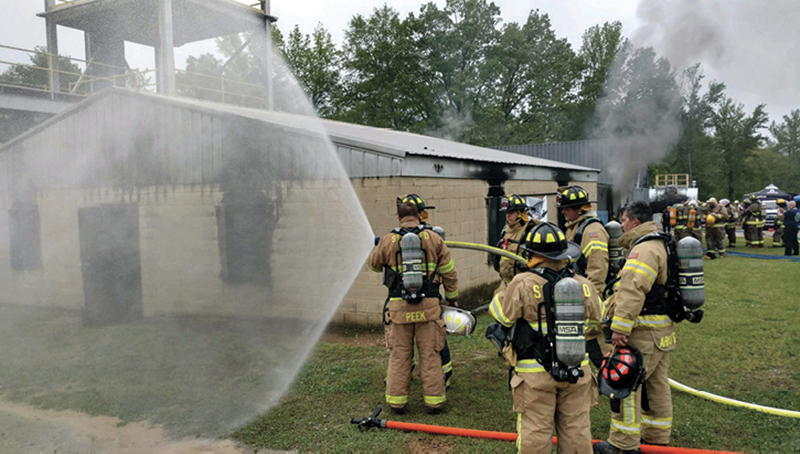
left=725, top=226, right=737, bottom=246
left=705, top=227, right=726, bottom=257
left=511, top=364, right=594, bottom=454
left=608, top=330, right=673, bottom=451
left=384, top=299, right=447, bottom=411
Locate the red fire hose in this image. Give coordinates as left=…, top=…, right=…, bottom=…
left=351, top=407, right=741, bottom=453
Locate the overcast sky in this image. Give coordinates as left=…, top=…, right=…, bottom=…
left=1, top=0, right=798, bottom=124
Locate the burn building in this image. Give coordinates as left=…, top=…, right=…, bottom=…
left=0, top=88, right=599, bottom=326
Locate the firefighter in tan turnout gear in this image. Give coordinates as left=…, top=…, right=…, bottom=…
left=703, top=197, right=728, bottom=259
left=490, top=222, right=603, bottom=454
left=595, top=201, right=676, bottom=454
left=369, top=200, right=458, bottom=414
left=559, top=185, right=611, bottom=367
left=493, top=194, right=538, bottom=289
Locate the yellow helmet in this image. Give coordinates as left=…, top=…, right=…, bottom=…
left=706, top=214, right=716, bottom=226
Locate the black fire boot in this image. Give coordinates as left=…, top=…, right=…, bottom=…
left=594, top=440, right=641, bottom=454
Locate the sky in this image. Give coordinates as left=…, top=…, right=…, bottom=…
left=1, top=0, right=798, bottom=124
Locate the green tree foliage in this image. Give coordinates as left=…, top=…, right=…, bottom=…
left=0, top=46, right=82, bottom=93
left=571, top=21, right=627, bottom=140
left=769, top=109, right=800, bottom=189
left=283, top=24, right=342, bottom=117
left=338, top=5, right=434, bottom=131
left=710, top=97, right=768, bottom=200
left=473, top=10, right=579, bottom=145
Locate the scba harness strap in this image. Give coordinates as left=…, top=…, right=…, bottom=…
left=385, top=225, right=441, bottom=303
left=509, top=267, right=584, bottom=384
left=572, top=217, right=603, bottom=275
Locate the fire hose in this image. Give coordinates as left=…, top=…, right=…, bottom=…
left=350, top=407, right=741, bottom=453
left=442, top=241, right=800, bottom=419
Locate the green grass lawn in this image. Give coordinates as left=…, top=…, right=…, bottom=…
left=0, top=249, right=796, bottom=452
left=233, top=253, right=800, bottom=452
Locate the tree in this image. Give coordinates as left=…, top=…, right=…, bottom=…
left=769, top=109, right=800, bottom=187
left=0, top=46, right=82, bottom=93
left=473, top=10, right=579, bottom=145
left=710, top=97, right=768, bottom=199
left=283, top=24, right=342, bottom=117
left=338, top=5, right=435, bottom=131
left=569, top=22, right=627, bottom=140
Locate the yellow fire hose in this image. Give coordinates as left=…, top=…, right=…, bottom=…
left=669, top=379, right=800, bottom=418
left=444, top=241, right=527, bottom=265
left=445, top=240, right=800, bottom=419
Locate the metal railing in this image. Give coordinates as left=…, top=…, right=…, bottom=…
left=0, top=44, right=268, bottom=107
left=655, top=174, right=691, bottom=188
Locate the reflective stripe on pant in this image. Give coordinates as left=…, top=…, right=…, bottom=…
left=385, top=318, right=446, bottom=409
left=512, top=366, right=593, bottom=453
left=608, top=331, right=673, bottom=450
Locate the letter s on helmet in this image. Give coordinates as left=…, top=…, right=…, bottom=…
left=597, top=347, right=645, bottom=399
left=441, top=306, right=476, bottom=336
left=556, top=186, right=594, bottom=209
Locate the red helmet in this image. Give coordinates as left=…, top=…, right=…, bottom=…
left=597, top=346, right=645, bottom=399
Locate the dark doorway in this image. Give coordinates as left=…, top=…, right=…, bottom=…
left=78, top=204, right=143, bottom=327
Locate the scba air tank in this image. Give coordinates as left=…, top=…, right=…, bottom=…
left=677, top=236, right=705, bottom=310
left=400, top=232, right=424, bottom=297
left=553, top=277, right=586, bottom=367
left=432, top=226, right=446, bottom=240
left=605, top=221, right=624, bottom=274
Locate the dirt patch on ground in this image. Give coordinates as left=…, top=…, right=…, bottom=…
left=407, top=437, right=454, bottom=453
left=0, top=397, right=257, bottom=453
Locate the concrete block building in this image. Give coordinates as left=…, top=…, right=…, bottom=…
left=0, top=88, right=599, bottom=327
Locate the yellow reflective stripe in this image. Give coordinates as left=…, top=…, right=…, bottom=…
left=424, top=394, right=446, bottom=405
left=389, top=297, right=403, bottom=302
left=445, top=289, right=459, bottom=299
left=611, top=390, right=639, bottom=435
left=582, top=240, right=608, bottom=255
left=611, top=315, right=634, bottom=335
left=585, top=319, right=600, bottom=328
left=368, top=255, right=381, bottom=272
left=611, top=421, right=641, bottom=435
left=635, top=314, right=674, bottom=328
left=489, top=293, right=513, bottom=327
left=623, top=259, right=657, bottom=284
left=385, top=394, right=408, bottom=405
left=439, top=259, right=455, bottom=274
left=442, top=361, right=452, bottom=374
left=642, top=416, right=673, bottom=429
left=515, top=359, right=547, bottom=373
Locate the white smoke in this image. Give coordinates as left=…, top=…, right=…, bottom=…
left=631, top=0, right=800, bottom=122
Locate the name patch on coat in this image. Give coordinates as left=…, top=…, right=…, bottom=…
left=406, top=311, right=427, bottom=322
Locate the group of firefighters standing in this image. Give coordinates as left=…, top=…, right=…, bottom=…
left=370, top=186, right=698, bottom=453
left=668, top=197, right=800, bottom=257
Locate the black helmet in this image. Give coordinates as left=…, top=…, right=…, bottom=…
left=556, top=186, right=595, bottom=209
left=520, top=223, right=581, bottom=261
left=597, top=346, right=645, bottom=399
left=501, top=194, right=527, bottom=212
left=399, top=194, right=435, bottom=211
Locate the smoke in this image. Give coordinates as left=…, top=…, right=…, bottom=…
left=588, top=44, right=682, bottom=204
left=631, top=0, right=800, bottom=122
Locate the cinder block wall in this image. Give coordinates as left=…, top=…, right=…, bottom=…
left=335, top=177, right=597, bottom=326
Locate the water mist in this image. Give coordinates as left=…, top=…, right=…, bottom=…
left=0, top=3, right=373, bottom=448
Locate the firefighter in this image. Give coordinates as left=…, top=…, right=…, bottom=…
left=772, top=199, right=787, bottom=248
left=743, top=198, right=764, bottom=248
left=489, top=222, right=603, bottom=454
left=671, top=202, right=687, bottom=241
left=681, top=200, right=703, bottom=243
left=594, top=201, right=676, bottom=454
left=558, top=185, right=610, bottom=366
left=493, top=194, right=538, bottom=289
left=369, top=199, right=458, bottom=414
left=703, top=197, right=728, bottom=259
left=397, top=194, right=456, bottom=389
left=721, top=199, right=738, bottom=247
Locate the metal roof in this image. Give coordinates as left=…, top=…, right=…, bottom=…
left=1, top=88, right=599, bottom=182
left=496, top=140, right=614, bottom=185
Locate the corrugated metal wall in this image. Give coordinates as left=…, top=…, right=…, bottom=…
left=495, top=140, right=614, bottom=185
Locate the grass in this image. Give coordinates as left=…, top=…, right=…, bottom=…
left=233, top=252, right=800, bottom=452
left=0, top=247, right=797, bottom=451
